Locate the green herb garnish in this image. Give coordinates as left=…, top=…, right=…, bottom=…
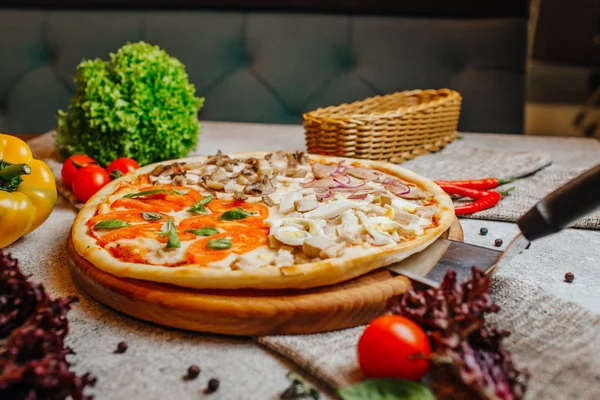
left=158, top=217, right=180, bottom=249
left=219, top=208, right=253, bottom=221
left=172, top=188, right=190, bottom=195
left=55, top=41, right=204, bottom=167
left=337, top=379, right=434, bottom=400
left=141, top=212, right=163, bottom=221
left=188, top=195, right=213, bottom=214
left=206, top=238, right=232, bottom=250
left=281, top=372, right=319, bottom=399
left=186, top=227, right=219, bottom=236
left=123, top=189, right=168, bottom=198
left=93, top=219, right=131, bottom=229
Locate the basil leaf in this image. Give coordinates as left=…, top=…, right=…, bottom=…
left=166, top=225, right=181, bottom=249
left=158, top=217, right=176, bottom=236
left=141, top=212, right=163, bottom=221
left=172, top=188, right=190, bottom=195
left=188, top=195, right=213, bottom=213
left=220, top=208, right=253, bottom=221
left=186, top=227, right=219, bottom=236
left=158, top=217, right=180, bottom=248
left=206, top=238, right=232, bottom=250
left=337, top=379, right=435, bottom=400
left=94, top=219, right=131, bottom=229
left=123, top=189, right=168, bottom=198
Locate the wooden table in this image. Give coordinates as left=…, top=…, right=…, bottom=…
left=9, top=122, right=600, bottom=400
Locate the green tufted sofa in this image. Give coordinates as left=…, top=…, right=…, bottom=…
left=0, top=2, right=528, bottom=134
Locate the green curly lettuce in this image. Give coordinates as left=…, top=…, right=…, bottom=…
left=56, top=41, right=204, bottom=166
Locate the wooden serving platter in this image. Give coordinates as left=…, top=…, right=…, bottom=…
left=67, top=219, right=462, bottom=336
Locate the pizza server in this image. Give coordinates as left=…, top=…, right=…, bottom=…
left=387, top=163, right=600, bottom=287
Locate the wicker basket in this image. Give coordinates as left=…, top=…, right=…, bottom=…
left=303, top=89, right=462, bottom=163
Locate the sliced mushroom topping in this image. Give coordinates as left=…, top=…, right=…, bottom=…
left=262, top=195, right=275, bottom=207
left=150, top=164, right=167, bottom=176
left=257, top=159, right=273, bottom=178
left=294, top=151, right=308, bottom=165
left=285, top=153, right=298, bottom=167
left=206, top=180, right=225, bottom=190
left=234, top=191, right=248, bottom=200
left=279, top=192, right=303, bottom=214
left=224, top=163, right=235, bottom=172
left=312, top=163, right=338, bottom=179
left=237, top=175, right=250, bottom=185
left=263, top=176, right=276, bottom=195
left=205, top=150, right=223, bottom=165
left=244, top=181, right=264, bottom=196
left=302, top=235, right=334, bottom=258
left=272, top=159, right=288, bottom=174
left=224, top=180, right=237, bottom=193
left=173, top=175, right=186, bottom=185
left=211, top=167, right=229, bottom=181
left=286, top=167, right=308, bottom=178
left=182, top=161, right=204, bottom=171
left=294, top=195, right=318, bottom=213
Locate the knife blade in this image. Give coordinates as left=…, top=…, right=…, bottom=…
left=386, top=163, right=600, bottom=287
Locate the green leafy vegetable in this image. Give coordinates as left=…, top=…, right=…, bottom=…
left=141, top=212, right=163, bottom=221
left=280, top=372, right=319, bottom=399
left=172, top=188, right=190, bottom=195
left=55, top=41, right=204, bottom=167
left=220, top=208, right=253, bottom=221
left=123, top=189, right=168, bottom=198
left=158, top=217, right=180, bottom=249
left=188, top=195, right=213, bottom=214
left=337, top=379, right=435, bottom=400
left=206, top=238, right=232, bottom=250
left=93, top=219, right=131, bottom=229
left=186, top=227, right=219, bottom=236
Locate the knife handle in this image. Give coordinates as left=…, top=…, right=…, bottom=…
left=518, top=163, right=600, bottom=241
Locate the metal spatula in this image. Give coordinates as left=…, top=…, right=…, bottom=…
left=386, top=164, right=600, bottom=287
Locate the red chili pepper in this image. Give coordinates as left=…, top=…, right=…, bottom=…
left=439, top=184, right=514, bottom=215
left=434, top=178, right=512, bottom=190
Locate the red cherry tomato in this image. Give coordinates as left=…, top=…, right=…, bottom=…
left=61, top=155, right=95, bottom=189
left=357, top=315, right=431, bottom=381
left=72, top=165, right=111, bottom=203
left=106, top=157, right=140, bottom=179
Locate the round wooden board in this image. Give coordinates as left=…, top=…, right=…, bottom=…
left=67, top=219, right=463, bottom=336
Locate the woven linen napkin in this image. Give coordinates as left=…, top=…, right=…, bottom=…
left=259, top=276, right=600, bottom=399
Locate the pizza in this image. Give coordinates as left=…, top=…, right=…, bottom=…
left=71, top=151, right=454, bottom=289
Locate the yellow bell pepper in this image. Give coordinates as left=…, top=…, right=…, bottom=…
left=0, top=134, right=57, bottom=248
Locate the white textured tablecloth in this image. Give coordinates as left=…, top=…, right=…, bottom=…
left=8, top=122, right=600, bottom=400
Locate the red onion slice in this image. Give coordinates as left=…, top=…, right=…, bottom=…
left=384, top=184, right=410, bottom=196
left=332, top=179, right=365, bottom=189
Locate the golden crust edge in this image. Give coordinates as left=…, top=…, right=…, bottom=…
left=71, top=152, right=455, bottom=290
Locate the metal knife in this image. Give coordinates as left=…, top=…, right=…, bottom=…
left=386, top=163, right=600, bottom=287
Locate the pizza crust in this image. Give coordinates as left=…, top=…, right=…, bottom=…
left=71, top=153, right=454, bottom=289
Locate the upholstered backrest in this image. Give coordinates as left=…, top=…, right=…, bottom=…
left=0, top=7, right=527, bottom=134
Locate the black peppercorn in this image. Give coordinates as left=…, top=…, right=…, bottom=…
left=116, top=341, right=128, bottom=354
left=494, top=238, right=503, bottom=247
left=206, top=378, right=220, bottom=393
left=565, top=272, right=575, bottom=283
left=186, top=365, right=200, bottom=380
left=479, top=227, right=488, bottom=236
